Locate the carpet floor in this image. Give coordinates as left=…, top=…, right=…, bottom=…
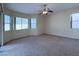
left=0, top=35, right=79, bottom=56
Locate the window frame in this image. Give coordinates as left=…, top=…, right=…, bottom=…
left=71, top=13, right=79, bottom=29
left=4, top=14, right=12, bottom=32
left=15, top=17, right=29, bottom=30
left=21, top=18, right=28, bottom=29
left=15, top=17, right=22, bottom=30
left=31, top=18, right=37, bottom=29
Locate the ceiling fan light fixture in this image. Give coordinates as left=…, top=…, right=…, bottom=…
left=40, top=4, right=53, bottom=15
left=42, top=11, right=48, bottom=15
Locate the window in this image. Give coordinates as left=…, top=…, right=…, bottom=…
left=4, top=15, right=11, bottom=31
left=22, top=18, right=28, bottom=29
left=71, top=13, right=79, bottom=29
left=31, top=18, right=37, bottom=29
left=16, top=17, right=28, bottom=30
left=16, top=17, right=21, bottom=30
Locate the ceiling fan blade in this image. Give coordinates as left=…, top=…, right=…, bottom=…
left=48, top=10, right=53, bottom=13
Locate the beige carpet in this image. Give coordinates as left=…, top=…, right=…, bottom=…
left=0, top=35, right=79, bottom=56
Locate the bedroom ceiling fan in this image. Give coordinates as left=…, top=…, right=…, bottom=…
left=40, top=4, right=53, bottom=15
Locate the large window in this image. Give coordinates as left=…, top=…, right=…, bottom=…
left=31, top=18, right=37, bottom=29
left=4, top=15, right=37, bottom=31
left=16, top=17, right=21, bottom=30
left=4, top=15, right=11, bottom=31
left=71, top=13, right=79, bottom=29
left=22, top=18, right=28, bottom=29
left=16, top=17, right=28, bottom=30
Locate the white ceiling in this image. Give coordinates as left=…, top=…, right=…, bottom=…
left=3, top=3, right=79, bottom=14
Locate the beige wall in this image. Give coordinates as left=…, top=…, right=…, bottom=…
left=2, top=8, right=44, bottom=43
left=44, top=7, right=79, bottom=39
